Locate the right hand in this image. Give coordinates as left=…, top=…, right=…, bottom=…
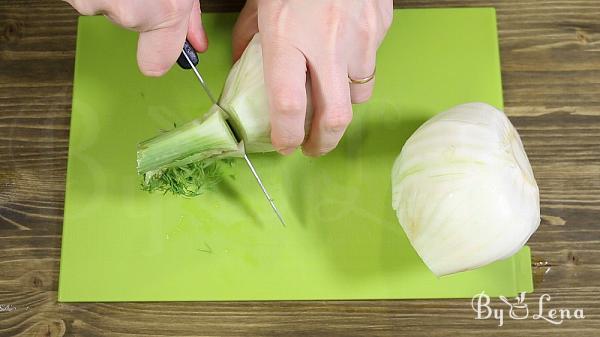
left=64, top=0, right=208, bottom=76
left=232, top=0, right=392, bottom=157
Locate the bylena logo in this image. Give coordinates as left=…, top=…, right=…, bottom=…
left=471, top=292, right=585, bottom=326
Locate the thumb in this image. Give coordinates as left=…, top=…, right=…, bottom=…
left=137, top=22, right=188, bottom=77
left=232, top=0, right=259, bottom=62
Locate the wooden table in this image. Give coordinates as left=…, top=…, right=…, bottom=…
left=1, top=0, right=599, bottom=336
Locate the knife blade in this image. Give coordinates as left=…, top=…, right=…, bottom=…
left=179, top=42, right=286, bottom=226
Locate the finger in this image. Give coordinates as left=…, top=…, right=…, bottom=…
left=137, top=22, right=188, bottom=76
left=302, top=57, right=353, bottom=156
left=348, top=46, right=376, bottom=104
left=187, top=0, right=208, bottom=53
left=262, top=41, right=308, bottom=155
left=232, top=0, right=259, bottom=62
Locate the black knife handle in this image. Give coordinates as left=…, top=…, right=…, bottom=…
left=177, top=40, right=199, bottom=69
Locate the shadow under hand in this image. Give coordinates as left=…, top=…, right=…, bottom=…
left=283, top=106, right=430, bottom=280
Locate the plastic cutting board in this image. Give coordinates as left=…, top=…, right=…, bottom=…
left=58, top=8, right=534, bottom=301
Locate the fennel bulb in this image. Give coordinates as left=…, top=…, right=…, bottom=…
left=219, top=34, right=272, bottom=153
left=391, top=103, right=540, bottom=276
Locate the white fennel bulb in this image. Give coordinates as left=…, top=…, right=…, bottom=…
left=219, top=34, right=272, bottom=152
left=391, top=102, right=540, bottom=276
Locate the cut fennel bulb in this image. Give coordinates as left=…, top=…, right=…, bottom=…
left=219, top=34, right=272, bottom=153
left=137, top=33, right=311, bottom=196
left=391, top=102, right=540, bottom=276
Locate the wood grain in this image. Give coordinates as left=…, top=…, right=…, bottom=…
left=1, top=0, right=599, bottom=336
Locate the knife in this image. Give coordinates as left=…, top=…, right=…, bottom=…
left=178, top=41, right=286, bottom=227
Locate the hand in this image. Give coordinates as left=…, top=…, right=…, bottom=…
left=64, top=0, right=207, bottom=76
left=233, top=0, right=393, bottom=156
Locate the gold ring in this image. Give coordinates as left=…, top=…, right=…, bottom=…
left=348, top=67, right=376, bottom=84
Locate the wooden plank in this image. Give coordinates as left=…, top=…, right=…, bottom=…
left=1, top=0, right=599, bottom=335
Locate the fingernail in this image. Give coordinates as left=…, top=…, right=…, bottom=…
left=278, top=147, right=295, bottom=155
left=300, top=147, right=320, bottom=157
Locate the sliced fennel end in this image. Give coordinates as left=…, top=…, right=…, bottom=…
left=136, top=106, right=241, bottom=197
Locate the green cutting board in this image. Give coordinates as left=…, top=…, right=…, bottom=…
left=59, top=8, right=534, bottom=302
